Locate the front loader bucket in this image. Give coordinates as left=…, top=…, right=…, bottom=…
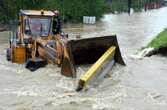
left=68, top=35, right=125, bottom=65
left=61, top=35, right=125, bottom=78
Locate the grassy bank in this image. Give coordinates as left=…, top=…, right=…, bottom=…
left=148, top=28, right=167, bottom=49
left=139, top=28, right=167, bottom=57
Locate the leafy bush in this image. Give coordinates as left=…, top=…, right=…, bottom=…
left=0, top=0, right=109, bottom=23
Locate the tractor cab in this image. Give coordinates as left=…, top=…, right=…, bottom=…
left=24, top=15, right=52, bottom=37
left=20, top=10, right=55, bottom=40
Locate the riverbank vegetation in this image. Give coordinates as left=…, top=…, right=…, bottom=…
left=148, top=28, right=167, bottom=49
left=141, top=28, right=167, bottom=56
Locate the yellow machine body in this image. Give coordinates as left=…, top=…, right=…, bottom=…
left=79, top=46, right=116, bottom=85
left=12, top=46, right=26, bottom=64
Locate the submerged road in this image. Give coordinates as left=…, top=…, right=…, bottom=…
left=0, top=7, right=167, bottom=110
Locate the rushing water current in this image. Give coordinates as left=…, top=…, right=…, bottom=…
left=1, top=7, right=167, bottom=110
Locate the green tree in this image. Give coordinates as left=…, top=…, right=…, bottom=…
left=0, top=0, right=109, bottom=23
left=46, top=0, right=109, bottom=22
left=0, top=0, right=46, bottom=23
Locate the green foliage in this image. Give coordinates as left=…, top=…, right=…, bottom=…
left=148, top=28, right=167, bottom=49
left=110, top=0, right=128, bottom=13
left=0, top=0, right=46, bottom=23
left=45, top=0, right=109, bottom=22
left=0, top=0, right=109, bottom=23
left=110, top=0, right=162, bottom=13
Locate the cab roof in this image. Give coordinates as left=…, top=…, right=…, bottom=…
left=20, top=10, right=55, bottom=16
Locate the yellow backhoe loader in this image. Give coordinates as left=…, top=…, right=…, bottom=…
left=6, top=10, right=125, bottom=91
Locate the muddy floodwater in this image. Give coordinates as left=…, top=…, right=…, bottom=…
left=1, top=7, right=167, bottom=110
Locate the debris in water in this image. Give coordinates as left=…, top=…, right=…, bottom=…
left=129, top=47, right=155, bottom=59
left=138, top=47, right=155, bottom=57
left=147, top=92, right=166, bottom=105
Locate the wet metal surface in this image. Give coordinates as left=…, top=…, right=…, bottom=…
left=0, top=7, right=167, bottom=110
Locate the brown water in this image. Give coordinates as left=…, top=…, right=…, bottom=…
left=0, top=7, right=167, bottom=110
